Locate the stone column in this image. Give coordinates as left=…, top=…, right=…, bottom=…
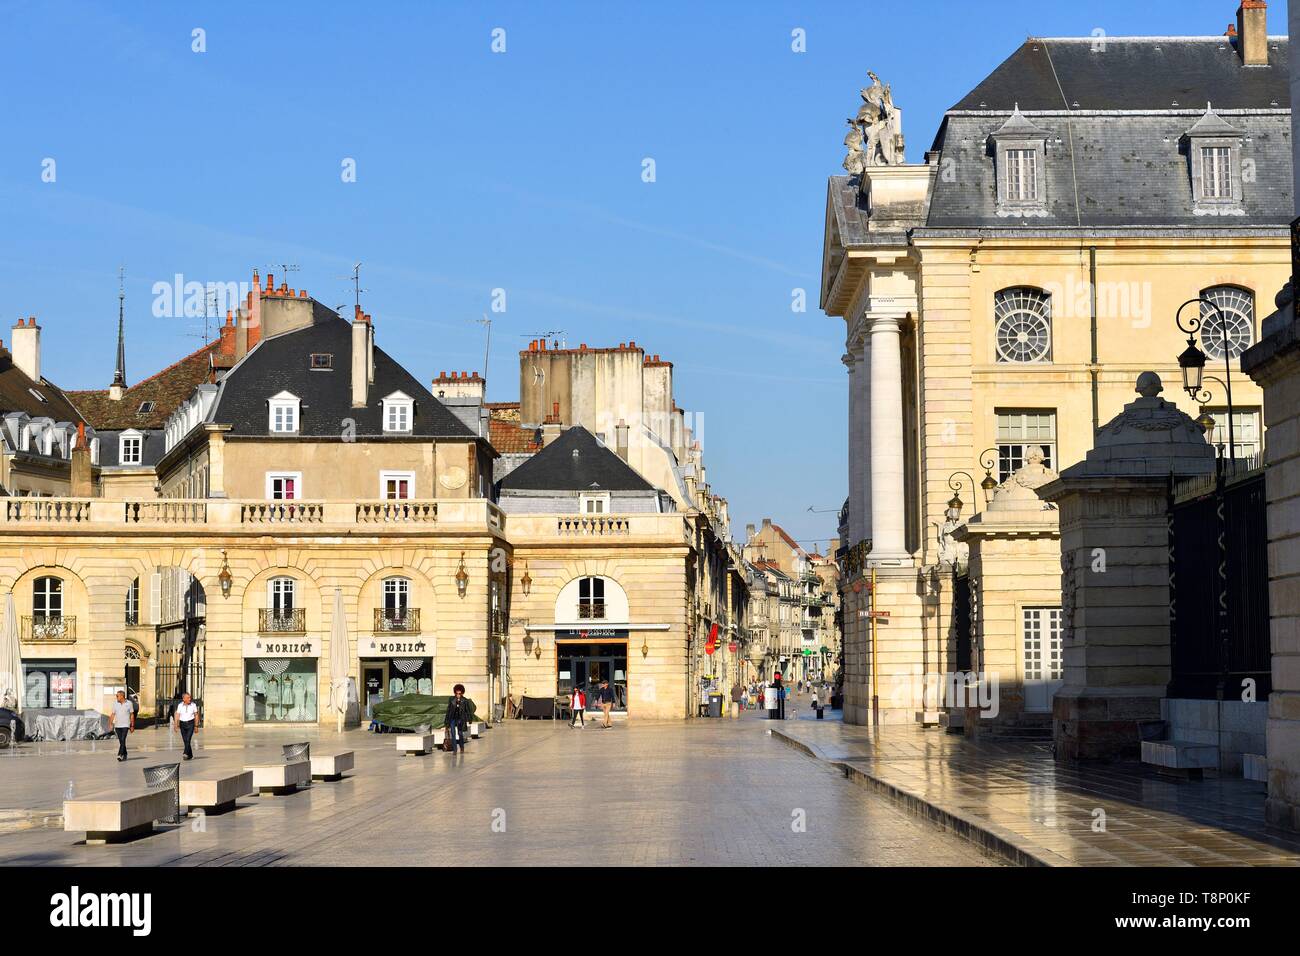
left=843, top=351, right=862, bottom=546
left=867, top=314, right=907, bottom=562
left=1243, top=300, right=1300, bottom=831
left=1039, top=373, right=1214, bottom=760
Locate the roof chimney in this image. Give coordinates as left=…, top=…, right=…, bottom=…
left=1236, top=1, right=1268, bottom=66
left=11, top=317, right=40, bottom=382
left=351, top=309, right=369, bottom=408
left=615, top=418, right=629, bottom=461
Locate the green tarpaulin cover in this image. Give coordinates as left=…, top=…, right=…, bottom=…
left=371, top=694, right=477, bottom=731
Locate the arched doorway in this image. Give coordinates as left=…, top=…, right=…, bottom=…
left=146, top=568, right=206, bottom=719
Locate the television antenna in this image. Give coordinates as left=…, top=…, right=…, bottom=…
left=269, top=263, right=300, bottom=292
left=476, top=314, right=492, bottom=391
left=336, top=262, right=367, bottom=312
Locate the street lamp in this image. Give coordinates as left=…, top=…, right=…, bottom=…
left=977, top=447, right=1000, bottom=506
left=1189, top=373, right=1231, bottom=456
left=946, top=471, right=978, bottom=520
left=1175, top=298, right=1236, bottom=460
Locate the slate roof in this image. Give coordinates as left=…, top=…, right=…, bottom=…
left=0, top=347, right=84, bottom=426
left=211, top=317, right=477, bottom=440
left=67, top=340, right=222, bottom=430
left=950, top=37, right=1288, bottom=112
left=924, top=111, right=1292, bottom=229
left=830, top=37, right=1293, bottom=238
left=497, top=426, right=654, bottom=492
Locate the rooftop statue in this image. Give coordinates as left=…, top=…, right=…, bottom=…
left=844, top=71, right=905, bottom=173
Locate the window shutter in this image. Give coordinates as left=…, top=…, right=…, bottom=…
left=150, top=572, right=162, bottom=625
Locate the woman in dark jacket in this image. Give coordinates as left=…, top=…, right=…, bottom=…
left=444, top=684, right=471, bottom=753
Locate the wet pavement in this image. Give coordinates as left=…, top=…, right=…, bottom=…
left=771, top=717, right=1300, bottom=866
left=0, top=711, right=998, bottom=867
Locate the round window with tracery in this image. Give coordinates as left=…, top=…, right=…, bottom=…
left=1199, top=287, right=1254, bottom=360
left=994, top=288, right=1052, bottom=363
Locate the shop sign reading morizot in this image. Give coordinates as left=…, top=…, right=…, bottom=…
left=360, top=637, right=434, bottom=656
left=242, top=637, right=319, bottom=657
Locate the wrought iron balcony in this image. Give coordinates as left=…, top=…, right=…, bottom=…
left=490, top=609, right=508, bottom=636
left=22, top=614, right=75, bottom=643
left=577, top=602, right=606, bottom=620
left=374, top=607, right=421, bottom=633
left=259, top=608, right=306, bottom=633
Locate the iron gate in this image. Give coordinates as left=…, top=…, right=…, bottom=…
left=1169, top=463, right=1270, bottom=700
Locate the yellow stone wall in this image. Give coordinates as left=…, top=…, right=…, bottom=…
left=505, top=515, right=691, bottom=720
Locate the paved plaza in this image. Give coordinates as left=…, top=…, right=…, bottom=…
left=0, top=708, right=997, bottom=867
left=773, top=720, right=1300, bottom=867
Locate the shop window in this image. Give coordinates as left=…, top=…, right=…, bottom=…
left=244, top=658, right=317, bottom=722
left=24, top=660, right=76, bottom=709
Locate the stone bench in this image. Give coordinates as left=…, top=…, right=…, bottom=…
left=1243, top=753, right=1267, bottom=783
left=396, top=731, right=443, bottom=755
left=1141, top=739, right=1219, bottom=778
left=311, top=751, right=355, bottom=781
left=467, top=721, right=485, bottom=738
left=64, top=787, right=174, bottom=844
left=247, top=760, right=311, bottom=795
left=180, top=770, right=254, bottom=815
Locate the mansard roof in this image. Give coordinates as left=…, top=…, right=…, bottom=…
left=211, top=317, right=477, bottom=440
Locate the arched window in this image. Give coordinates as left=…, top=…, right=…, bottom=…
left=33, top=576, right=62, bottom=621
left=993, top=288, right=1052, bottom=363
left=1199, top=286, right=1254, bottom=360
left=578, top=577, right=606, bottom=619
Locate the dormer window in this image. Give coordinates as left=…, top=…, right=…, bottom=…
left=1005, top=149, right=1038, bottom=201
left=989, top=106, right=1049, bottom=218
left=119, top=430, right=143, bottom=466
left=382, top=392, right=414, bottom=433
left=268, top=391, right=300, bottom=434
left=310, top=353, right=333, bottom=370
left=1184, top=105, right=1244, bottom=214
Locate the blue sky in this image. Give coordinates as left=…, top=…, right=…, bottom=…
left=0, top=0, right=1271, bottom=548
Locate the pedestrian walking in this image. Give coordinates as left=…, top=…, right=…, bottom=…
left=173, top=691, right=199, bottom=760
left=811, top=687, right=825, bottom=720
left=570, top=684, right=586, bottom=727
left=110, top=690, right=134, bottom=761
left=596, top=678, right=615, bottom=728
left=730, top=681, right=743, bottom=719
left=444, top=684, right=471, bottom=753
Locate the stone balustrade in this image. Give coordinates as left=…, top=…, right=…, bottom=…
left=0, top=497, right=506, bottom=535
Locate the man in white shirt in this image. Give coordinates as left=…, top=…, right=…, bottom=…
left=173, top=692, right=200, bottom=760
left=110, top=690, right=134, bottom=762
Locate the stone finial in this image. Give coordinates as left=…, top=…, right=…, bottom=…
left=1135, top=371, right=1163, bottom=398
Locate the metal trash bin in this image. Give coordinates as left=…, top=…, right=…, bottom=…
left=707, top=693, right=723, bottom=718
left=142, top=763, right=181, bottom=824
left=282, top=742, right=310, bottom=763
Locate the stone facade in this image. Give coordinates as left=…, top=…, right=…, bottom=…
left=1039, top=373, right=1215, bottom=759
